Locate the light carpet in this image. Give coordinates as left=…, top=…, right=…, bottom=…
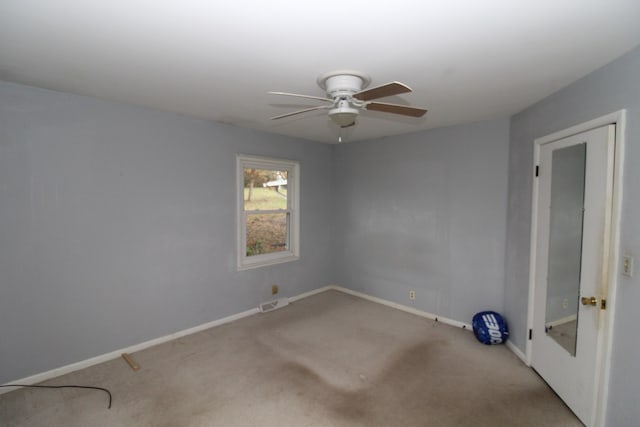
left=0, top=290, right=581, bottom=426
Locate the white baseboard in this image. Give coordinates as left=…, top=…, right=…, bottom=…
left=3, top=284, right=524, bottom=393
left=1, top=306, right=259, bottom=393
left=328, top=284, right=473, bottom=330
left=505, top=340, right=528, bottom=365
left=288, top=285, right=333, bottom=302
left=329, top=285, right=529, bottom=366
left=1, top=285, right=338, bottom=393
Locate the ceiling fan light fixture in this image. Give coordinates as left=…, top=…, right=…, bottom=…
left=269, top=70, right=427, bottom=135
left=329, top=102, right=359, bottom=127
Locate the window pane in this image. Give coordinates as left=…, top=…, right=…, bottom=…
left=237, top=155, right=298, bottom=270
left=246, top=213, right=288, bottom=256
left=243, top=168, right=287, bottom=210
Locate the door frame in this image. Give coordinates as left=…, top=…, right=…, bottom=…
left=526, top=110, right=626, bottom=426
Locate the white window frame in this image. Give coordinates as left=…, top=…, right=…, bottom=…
left=237, top=154, right=300, bottom=271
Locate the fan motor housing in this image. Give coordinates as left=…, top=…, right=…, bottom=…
left=317, top=70, right=371, bottom=98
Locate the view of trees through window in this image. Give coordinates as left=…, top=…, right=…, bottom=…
left=243, top=168, right=289, bottom=257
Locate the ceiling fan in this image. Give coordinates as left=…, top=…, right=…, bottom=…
left=268, top=70, right=427, bottom=130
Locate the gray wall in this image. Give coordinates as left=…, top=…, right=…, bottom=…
left=506, top=46, right=640, bottom=425
left=0, top=81, right=334, bottom=384
left=4, top=44, right=638, bottom=423
left=332, top=120, right=510, bottom=323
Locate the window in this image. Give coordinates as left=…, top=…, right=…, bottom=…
left=237, top=155, right=299, bottom=270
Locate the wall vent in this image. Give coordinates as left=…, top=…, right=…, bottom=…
left=259, top=298, right=290, bottom=313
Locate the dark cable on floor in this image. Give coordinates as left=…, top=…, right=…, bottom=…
left=0, top=384, right=112, bottom=409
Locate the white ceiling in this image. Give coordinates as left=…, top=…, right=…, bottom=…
left=1, top=1, right=639, bottom=143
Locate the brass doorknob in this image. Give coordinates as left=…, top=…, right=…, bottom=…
left=581, top=296, right=597, bottom=306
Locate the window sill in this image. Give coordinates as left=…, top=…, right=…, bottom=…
left=237, top=253, right=299, bottom=271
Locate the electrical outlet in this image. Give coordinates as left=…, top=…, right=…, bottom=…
left=409, top=290, right=416, bottom=301
left=272, top=285, right=279, bottom=295
left=562, top=298, right=568, bottom=309
left=622, top=256, right=634, bottom=277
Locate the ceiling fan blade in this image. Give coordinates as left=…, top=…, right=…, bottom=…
left=365, top=102, right=427, bottom=117
left=353, top=81, right=412, bottom=101
left=270, top=105, right=330, bottom=120
left=268, top=91, right=333, bottom=103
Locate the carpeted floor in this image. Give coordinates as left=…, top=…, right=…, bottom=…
left=0, top=290, right=581, bottom=426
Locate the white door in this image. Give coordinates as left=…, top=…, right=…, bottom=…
left=531, top=125, right=615, bottom=426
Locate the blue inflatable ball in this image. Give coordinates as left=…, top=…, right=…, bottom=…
left=472, top=311, right=509, bottom=345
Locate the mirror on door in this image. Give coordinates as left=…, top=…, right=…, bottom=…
left=545, top=143, right=587, bottom=356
